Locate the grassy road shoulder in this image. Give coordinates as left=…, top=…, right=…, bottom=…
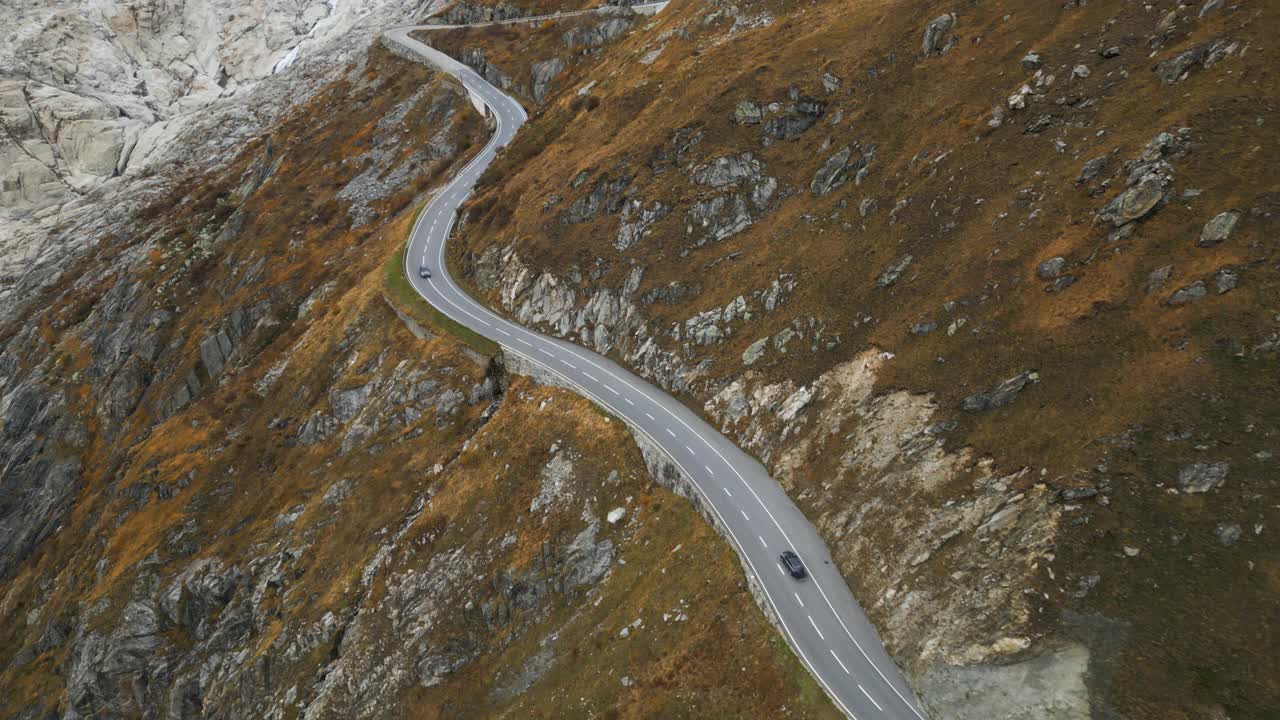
left=383, top=200, right=499, bottom=357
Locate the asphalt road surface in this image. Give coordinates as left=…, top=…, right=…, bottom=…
left=384, top=18, right=930, bottom=720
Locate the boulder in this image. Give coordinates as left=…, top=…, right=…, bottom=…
left=1214, top=268, right=1238, bottom=294
left=1076, top=156, right=1108, bottom=184
left=1155, top=38, right=1236, bottom=84
left=733, top=100, right=763, bottom=125
left=762, top=98, right=825, bottom=141
left=922, top=13, right=957, bottom=56
left=1198, top=210, right=1240, bottom=247
left=961, top=371, right=1039, bottom=412
left=777, top=386, right=814, bottom=422
left=874, top=254, right=913, bottom=289
left=1145, top=264, right=1174, bottom=294
left=1165, top=281, right=1207, bottom=306
left=811, top=146, right=853, bottom=196
left=1036, top=256, right=1067, bottom=279
left=742, top=337, right=768, bottom=365
left=1099, top=181, right=1165, bottom=226
left=1215, top=523, right=1241, bottom=546
left=1177, top=462, right=1228, bottom=493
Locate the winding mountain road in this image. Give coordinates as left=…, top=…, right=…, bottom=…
left=385, top=13, right=929, bottom=720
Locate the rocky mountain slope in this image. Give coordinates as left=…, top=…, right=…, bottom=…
left=440, top=0, right=1280, bottom=717
left=0, top=8, right=836, bottom=720
left=0, top=0, right=450, bottom=313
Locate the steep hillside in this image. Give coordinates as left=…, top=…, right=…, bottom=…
left=444, top=0, right=1280, bottom=717
left=0, top=38, right=834, bottom=719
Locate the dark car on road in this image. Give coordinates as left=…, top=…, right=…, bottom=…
left=780, top=550, right=806, bottom=579
left=419, top=265, right=432, bottom=279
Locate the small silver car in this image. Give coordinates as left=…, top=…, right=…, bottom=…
left=419, top=265, right=432, bottom=279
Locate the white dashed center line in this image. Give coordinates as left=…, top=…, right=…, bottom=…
left=605, top=385, right=621, bottom=396
left=623, top=397, right=635, bottom=406
left=561, top=360, right=576, bottom=370
left=518, top=338, right=532, bottom=346
left=644, top=412, right=655, bottom=421
left=723, top=487, right=732, bottom=497
left=794, top=592, right=804, bottom=608
left=858, top=684, right=882, bottom=710
left=665, top=428, right=676, bottom=438
left=582, top=371, right=598, bottom=382
left=758, top=535, right=768, bottom=549
left=497, top=329, right=511, bottom=337
left=539, top=348, right=553, bottom=357
left=740, top=509, right=750, bottom=521
left=807, top=615, right=825, bottom=640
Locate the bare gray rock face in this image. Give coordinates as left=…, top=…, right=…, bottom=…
left=684, top=152, right=776, bottom=244
left=1, top=0, right=405, bottom=222
left=615, top=199, right=670, bottom=250
left=563, top=18, right=632, bottom=49
left=920, top=643, right=1090, bottom=720
left=530, top=58, right=566, bottom=102
left=462, top=47, right=512, bottom=90
left=563, top=175, right=632, bottom=224
left=810, top=144, right=874, bottom=196
left=437, top=1, right=527, bottom=25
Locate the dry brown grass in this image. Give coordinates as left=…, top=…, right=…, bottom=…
left=437, top=0, right=1280, bottom=715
